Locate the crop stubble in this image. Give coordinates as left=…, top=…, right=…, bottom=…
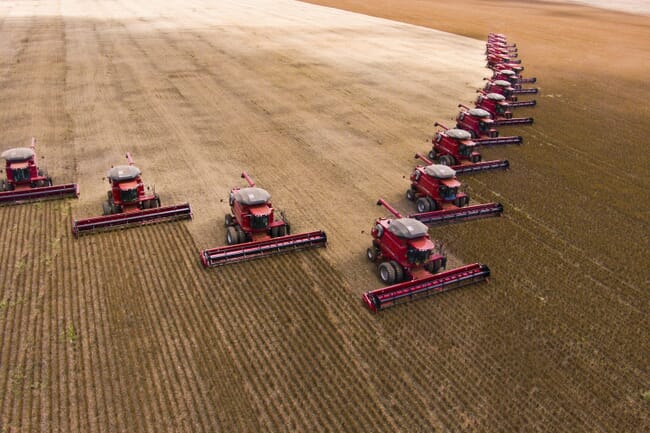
left=1, top=0, right=648, bottom=432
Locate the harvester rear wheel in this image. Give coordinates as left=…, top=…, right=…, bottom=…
left=439, top=155, right=455, bottom=166
left=366, top=247, right=378, bottom=262
left=378, top=262, right=396, bottom=285
left=390, top=261, right=404, bottom=282
left=416, top=197, right=431, bottom=213
left=226, top=226, right=239, bottom=245
left=406, top=189, right=416, bottom=201
left=0, top=180, right=5, bottom=191
left=224, top=214, right=233, bottom=227
left=428, top=149, right=437, bottom=160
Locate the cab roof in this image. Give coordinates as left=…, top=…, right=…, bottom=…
left=446, top=128, right=472, bottom=140
left=387, top=218, right=428, bottom=239
left=1, top=147, right=34, bottom=162
left=235, top=187, right=271, bottom=206
left=486, top=93, right=506, bottom=101
left=468, top=108, right=491, bottom=118
left=423, top=164, right=456, bottom=179
left=107, top=165, right=141, bottom=182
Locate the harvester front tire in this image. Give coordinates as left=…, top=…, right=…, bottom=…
left=102, top=201, right=112, bottom=216
left=439, top=155, right=455, bottom=166
left=378, top=262, right=396, bottom=284
left=271, top=226, right=279, bottom=238
left=390, top=261, right=404, bottom=282
left=226, top=226, right=238, bottom=245
left=0, top=180, right=6, bottom=191
left=427, top=197, right=438, bottom=211
left=406, top=189, right=416, bottom=201
left=277, top=225, right=286, bottom=237
left=235, top=226, right=246, bottom=243
left=426, top=259, right=442, bottom=274
left=416, top=197, right=431, bottom=213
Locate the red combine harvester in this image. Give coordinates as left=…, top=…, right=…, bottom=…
left=362, top=199, right=490, bottom=312
left=477, top=88, right=536, bottom=108
left=486, top=45, right=518, bottom=59
left=455, top=105, right=523, bottom=145
left=492, top=68, right=537, bottom=86
left=475, top=93, right=535, bottom=126
left=200, top=171, right=326, bottom=267
left=406, top=154, right=503, bottom=225
left=487, top=33, right=510, bottom=43
left=0, top=137, right=79, bottom=205
left=428, top=123, right=509, bottom=174
left=72, top=153, right=192, bottom=235
left=487, top=53, right=522, bottom=70
left=483, top=79, right=538, bottom=99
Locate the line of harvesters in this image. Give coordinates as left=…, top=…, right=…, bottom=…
left=362, top=33, right=538, bottom=312
left=1, top=33, right=535, bottom=314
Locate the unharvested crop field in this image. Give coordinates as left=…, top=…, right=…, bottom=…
left=1, top=0, right=648, bottom=432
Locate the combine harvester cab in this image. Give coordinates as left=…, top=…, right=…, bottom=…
left=478, top=88, right=536, bottom=109
left=406, top=154, right=503, bottom=226
left=0, top=138, right=79, bottom=205
left=483, top=79, right=538, bottom=99
left=487, top=53, right=522, bottom=72
left=362, top=199, right=490, bottom=312
left=427, top=123, right=509, bottom=174
left=492, top=68, right=537, bottom=86
left=489, top=60, right=524, bottom=75
left=200, top=171, right=326, bottom=267
left=72, top=152, right=192, bottom=235
left=455, top=105, right=522, bottom=146
left=475, top=93, right=534, bottom=127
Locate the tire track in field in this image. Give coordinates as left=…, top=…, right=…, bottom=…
left=436, top=217, right=649, bottom=431
left=0, top=203, right=32, bottom=430
left=128, top=224, right=212, bottom=432
left=160, top=224, right=261, bottom=432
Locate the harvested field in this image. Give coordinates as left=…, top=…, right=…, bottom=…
left=1, top=0, right=648, bottom=432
